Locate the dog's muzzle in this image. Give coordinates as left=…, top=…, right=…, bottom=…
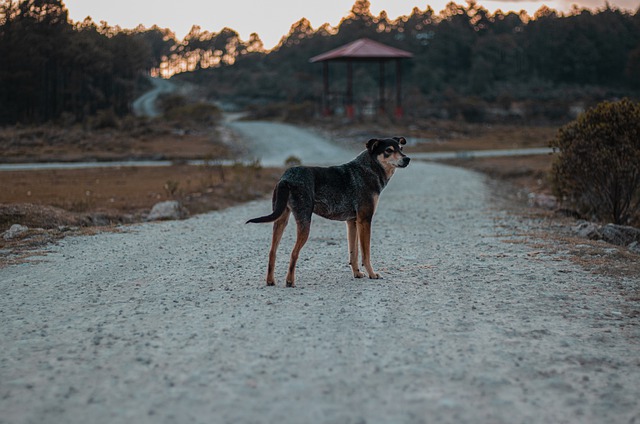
left=398, top=156, right=410, bottom=168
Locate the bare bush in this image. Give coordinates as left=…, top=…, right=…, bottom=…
left=551, top=99, right=640, bottom=225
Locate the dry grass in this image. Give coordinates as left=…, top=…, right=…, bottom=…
left=443, top=154, right=555, bottom=195
left=0, top=121, right=230, bottom=163
left=0, top=163, right=279, bottom=219
left=408, top=121, right=557, bottom=152
left=314, top=118, right=557, bottom=152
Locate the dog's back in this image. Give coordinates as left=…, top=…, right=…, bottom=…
left=301, top=153, right=386, bottom=221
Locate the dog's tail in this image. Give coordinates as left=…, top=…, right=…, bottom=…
left=246, top=180, right=290, bottom=224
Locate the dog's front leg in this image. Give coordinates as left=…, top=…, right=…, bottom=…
left=346, top=220, right=365, bottom=278
left=357, top=218, right=381, bottom=279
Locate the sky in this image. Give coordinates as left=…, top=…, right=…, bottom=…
left=64, top=0, right=640, bottom=49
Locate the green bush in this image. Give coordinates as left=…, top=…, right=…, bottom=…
left=551, top=98, right=640, bottom=225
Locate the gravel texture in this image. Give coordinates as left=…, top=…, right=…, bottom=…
left=1, top=122, right=639, bottom=424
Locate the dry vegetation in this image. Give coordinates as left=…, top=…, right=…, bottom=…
left=0, top=163, right=278, bottom=217
left=0, top=120, right=230, bottom=163
left=407, top=121, right=557, bottom=152
left=444, top=155, right=554, bottom=194
left=314, top=118, right=557, bottom=151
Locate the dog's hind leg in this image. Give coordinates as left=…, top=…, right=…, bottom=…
left=357, top=217, right=381, bottom=279
left=346, top=219, right=365, bottom=278
left=266, top=208, right=290, bottom=286
left=285, top=213, right=311, bottom=288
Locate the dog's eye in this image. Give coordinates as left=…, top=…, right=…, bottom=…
left=385, top=147, right=394, bottom=154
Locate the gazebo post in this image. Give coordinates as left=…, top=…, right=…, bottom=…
left=346, top=60, right=354, bottom=119
left=379, top=60, right=386, bottom=113
left=322, top=61, right=330, bottom=116
left=395, top=58, right=403, bottom=118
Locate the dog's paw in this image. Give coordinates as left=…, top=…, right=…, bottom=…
left=353, top=271, right=365, bottom=278
left=368, top=273, right=382, bottom=279
left=286, top=281, right=296, bottom=288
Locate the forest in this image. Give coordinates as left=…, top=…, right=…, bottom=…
left=0, top=0, right=639, bottom=125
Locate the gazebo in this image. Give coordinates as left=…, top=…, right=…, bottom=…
left=309, top=38, right=413, bottom=118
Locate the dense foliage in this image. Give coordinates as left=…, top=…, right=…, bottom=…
left=1, top=0, right=639, bottom=125
left=0, top=0, right=172, bottom=124
left=176, top=0, right=640, bottom=120
left=551, top=99, right=640, bottom=225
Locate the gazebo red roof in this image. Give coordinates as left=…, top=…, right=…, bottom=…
left=309, top=38, right=413, bottom=62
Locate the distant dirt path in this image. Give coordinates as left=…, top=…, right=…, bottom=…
left=228, top=120, right=355, bottom=166
left=132, top=77, right=176, bottom=117
left=1, top=122, right=639, bottom=424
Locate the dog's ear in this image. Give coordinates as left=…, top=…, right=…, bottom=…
left=394, top=137, right=407, bottom=146
left=366, top=138, right=380, bottom=152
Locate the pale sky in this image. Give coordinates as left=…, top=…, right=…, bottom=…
left=64, top=0, right=640, bottom=49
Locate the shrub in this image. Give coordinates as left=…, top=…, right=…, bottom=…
left=158, top=94, right=188, bottom=113
left=244, top=101, right=316, bottom=123
left=87, top=108, right=119, bottom=130
left=168, top=102, right=221, bottom=126
left=157, top=93, right=221, bottom=126
left=550, top=98, right=640, bottom=225
left=284, top=155, right=302, bottom=167
left=283, top=101, right=316, bottom=123
left=245, top=102, right=286, bottom=120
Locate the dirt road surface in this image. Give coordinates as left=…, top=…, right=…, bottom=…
left=1, top=122, right=639, bottom=424
left=132, top=78, right=176, bottom=118
left=228, top=120, right=354, bottom=166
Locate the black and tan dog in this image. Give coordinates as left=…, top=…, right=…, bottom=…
left=246, top=137, right=410, bottom=287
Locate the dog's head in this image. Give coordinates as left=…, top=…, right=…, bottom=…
left=366, top=137, right=410, bottom=176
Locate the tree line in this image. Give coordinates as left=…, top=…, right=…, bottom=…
left=0, top=0, right=168, bottom=124
left=178, top=0, right=640, bottom=121
left=0, top=0, right=639, bottom=125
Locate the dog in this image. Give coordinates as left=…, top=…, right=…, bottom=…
left=246, top=137, right=410, bottom=287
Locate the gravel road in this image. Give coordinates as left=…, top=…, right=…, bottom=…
left=132, top=78, right=176, bottom=118
left=1, top=122, right=639, bottom=424
left=228, top=120, right=354, bottom=166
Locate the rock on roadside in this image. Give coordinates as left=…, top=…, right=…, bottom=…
left=601, top=223, right=640, bottom=246
left=3, top=224, right=28, bottom=240
left=573, top=221, right=602, bottom=239
left=573, top=220, right=640, bottom=252
left=147, top=201, right=189, bottom=221
left=528, top=193, right=558, bottom=209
